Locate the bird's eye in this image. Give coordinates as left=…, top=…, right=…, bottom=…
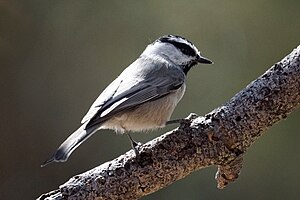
left=172, top=42, right=196, bottom=57
left=158, top=36, right=197, bottom=57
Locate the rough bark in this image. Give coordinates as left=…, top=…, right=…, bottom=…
left=38, top=46, right=300, bottom=200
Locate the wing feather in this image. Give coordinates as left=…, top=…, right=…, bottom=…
left=86, top=75, right=184, bottom=128
left=81, top=78, right=123, bottom=124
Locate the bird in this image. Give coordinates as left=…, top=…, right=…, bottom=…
left=41, top=34, right=212, bottom=167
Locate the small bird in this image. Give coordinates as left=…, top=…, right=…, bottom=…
left=42, top=35, right=212, bottom=167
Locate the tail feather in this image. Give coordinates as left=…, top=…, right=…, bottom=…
left=41, top=123, right=98, bottom=167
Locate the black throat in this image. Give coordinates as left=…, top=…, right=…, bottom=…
left=181, top=61, right=198, bottom=74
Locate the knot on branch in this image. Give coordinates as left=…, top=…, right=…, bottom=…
left=215, top=156, right=243, bottom=189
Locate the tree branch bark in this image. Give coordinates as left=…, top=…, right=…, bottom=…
left=38, top=45, right=300, bottom=200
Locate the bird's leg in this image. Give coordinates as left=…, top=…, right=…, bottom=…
left=126, top=133, right=141, bottom=156
left=166, top=119, right=183, bottom=125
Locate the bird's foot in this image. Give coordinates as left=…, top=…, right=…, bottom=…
left=126, top=133, right=143, bottom=156
left=166, top=118, right=184, bottom=125
left=131, top=140, right=143, bottom=156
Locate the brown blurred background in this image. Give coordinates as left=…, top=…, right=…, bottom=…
left=0, top=0, right=299, bottom=199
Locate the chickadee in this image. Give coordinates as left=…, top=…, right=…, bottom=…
left=42, top=34, right=212, bottom=167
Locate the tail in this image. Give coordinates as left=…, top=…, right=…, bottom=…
left=41, top=123, right=98, bottom=167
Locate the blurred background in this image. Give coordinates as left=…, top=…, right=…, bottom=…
left=1, top=0, right=299, bottom=199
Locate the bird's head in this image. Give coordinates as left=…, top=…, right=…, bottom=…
left=142, top=35, right=213, bottom=74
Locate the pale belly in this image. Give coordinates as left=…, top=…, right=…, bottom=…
left=101, top=84, right=186, bottom=133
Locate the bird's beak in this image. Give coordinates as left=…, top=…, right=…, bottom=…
left=196, top=55, right=213, bottom=64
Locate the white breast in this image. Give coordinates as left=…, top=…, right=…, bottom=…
left=101, top=83, right=186, bottom=133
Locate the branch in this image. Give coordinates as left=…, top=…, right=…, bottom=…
left=38, top=46, right=300, bottom=200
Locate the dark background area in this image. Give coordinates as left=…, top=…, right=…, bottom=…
left=0, top=1, right=299, bottom=199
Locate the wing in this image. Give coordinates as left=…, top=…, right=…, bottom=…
left=81, top=58, right=145, bottom=124
left=85, top=71, right=185, bottom=129
left=81, top=77, right=123, bottom=124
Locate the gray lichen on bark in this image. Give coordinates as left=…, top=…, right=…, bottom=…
left=38, top=46, right=300, bottom=200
